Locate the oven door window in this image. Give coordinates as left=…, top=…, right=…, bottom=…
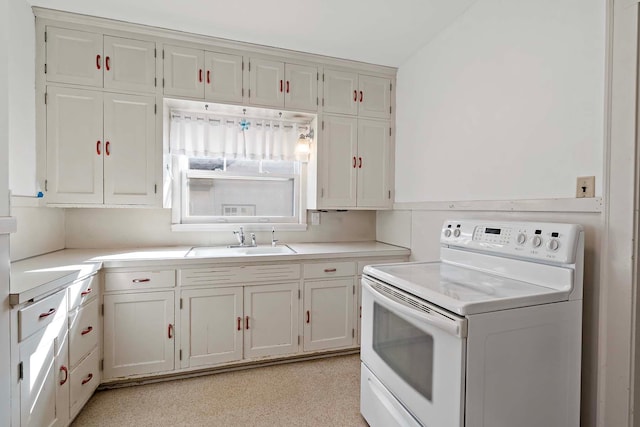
left=373, top=302, right=434, bottom=401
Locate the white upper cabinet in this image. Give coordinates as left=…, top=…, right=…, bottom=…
left=45, top=27, right=156, bottom=93
left=356, top=119, right=392, bottom=208
left=323, top=69, right=391, bottom=119
left=249, top=58, right=317, bottom=111
left=164, top=45, right=243, bottom=103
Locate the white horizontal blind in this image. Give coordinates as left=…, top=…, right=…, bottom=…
left=170, top=112, right=301, bottom=161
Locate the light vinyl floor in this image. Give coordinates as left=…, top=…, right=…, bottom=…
left=71, top=354, right=368, bottom=427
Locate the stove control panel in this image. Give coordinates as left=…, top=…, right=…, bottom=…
left=440, top=220, right=583, bottom=264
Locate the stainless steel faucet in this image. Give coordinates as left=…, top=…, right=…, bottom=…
left=271, top=227, right=279, bottom=247
left=230, top=227, right=258, bottom=247
left=232, top=226, right=245, bottom=246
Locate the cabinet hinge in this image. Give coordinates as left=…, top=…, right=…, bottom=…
left=163, top=78, right=165, bottom=88
left=390, top=106, right=392, bottom=114
left=388, top=190, right=391, bottom=199
left=322, top=73, right=325, bottom=82
left=18, top=362, right=23, bottom=381
left=44, top=31, right=47, bottom=42
left=154, top=104, right=157, bottom=115
left=248, top=61, right=251, bottom=72
left=100, top=359, right=104, bottom=371
left=44, top=64, right=47, bottom=74
left=390, top=82, right=392, bottom=91
left=101, top=303, right=104, bottom=316
left=389, top=127, right=392, bottom=136
left=154, top=48, right=157, bottom=58
left=242, top=61, right=244, bottom=71
left=180, top=298, right=183, bottom=309
left=317, top=72, right=319, bottom=81
left=352, top=329, right=355, bottom=338
left=242, top=88, right=244, bottom=97
left=44, top=92, right=47, bottom=105
left=321, top=188, right=324, bottom=198
left=179, top=350, right=183, bottom=361
left=154, top=184, right=157, bottom=194
left=248, top=89, right=251, bottom=98
left=316, top=97, right=318, bottom=106
left=353, top=285, right=355, bottom=295
left=44, top=180, right=48, bottom=192
left=322, top=98, right=325, bottom=107
left=322, top=121, right=324, bottom=130
left=154, top=77, right=157, bottom=87
left=298, top=335, right=300, bottom=345
left=298, top=289, right=301, bottom=299
left=162, top=49, right=165, bottom=59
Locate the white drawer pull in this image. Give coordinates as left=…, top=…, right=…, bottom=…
left=132, top=278, right=151, bottom=283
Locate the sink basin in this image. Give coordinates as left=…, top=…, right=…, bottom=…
left=185, top=245, right=296, bottom=258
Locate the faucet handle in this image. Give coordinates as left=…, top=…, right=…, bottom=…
left=250, top=233, right=256, bottom=246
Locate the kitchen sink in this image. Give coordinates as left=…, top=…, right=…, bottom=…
left=185, top=245, right=296, bottom=257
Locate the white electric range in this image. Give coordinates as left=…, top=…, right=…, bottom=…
left=360, top=219, right=583, bottom=427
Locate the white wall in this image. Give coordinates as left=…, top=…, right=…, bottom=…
left=10, top=202, right=65, bottom=261
left=8, top=0, right=36, bottom=197
left=395, top=0, right=605, bottom=202
left=65, top=208, right=375, bottom=248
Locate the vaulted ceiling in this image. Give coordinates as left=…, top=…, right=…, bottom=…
left=27, top=0, right=477, bottom=67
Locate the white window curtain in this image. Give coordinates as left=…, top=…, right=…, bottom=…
left=170, top=112, right=302, bottom=161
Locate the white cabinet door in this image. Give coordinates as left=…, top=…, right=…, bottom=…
left=46, top=27, right=102, bottom=87
left=163, top=45, right=205, bottom=98
left=103, top=291, right=175, bottom=380
left=319, top=115, right=358, bottom=208
left=323, top=69, right=358, bottom=115
left=204, top=51, right=243, bottom=103
left=248, top=58, right=284, bottom=107
left=356, top=119, right=391, bottom=208
left=103, top=36, right=156, bottom=93
left=244, top=283, right=299, bottom=358
left=285, top=64, right=317, bottom=111
left=303, top=278, right=355, bottom=352
left=46, top=86, right=103, bottom=204
left=103, top=93, right=156, bottom=205
left=181, top=287, right=243, bottom=368
left=358, top=74, right=391, bottom=119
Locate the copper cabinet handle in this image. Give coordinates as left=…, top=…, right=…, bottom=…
left=132, top=278, right=150, bottom=283
left=359, top=306, right=362, bottom=319
left=306, top=310, right=310, bottom=324
left=237, top=316, right=242, bottom=331
left=199, top=69, right=203, bottom=82
left=360, top=90, right=363, bottom=102
left=96, top=54, right=101, bottom=70
left=358, top=157, right=362, bottom=168
left=286, top=80, right=290, bottom=93
left=353, top=90, right=357, bottom=102
left=280, top=79, right=283, bottom=92
left=96, top=140, right=101, bottom=155
left=245, top=316, right=250, bottom=330
left=81, top=373, right=93, bottom=385
left=39, top=308, right=56, bottom=319
left=81, top=326, right=93, bottom=336
left=324, top=268, right=337, bottom=273
left=353, top=157, right=357, bottom=168
left=59, top=365, right=68, bottom=386
left=105, top=56, right=111, bottom=71
left=207, top=70, right=211, bottom=84
left=81, top=288, right=92, bottom=297
left=105, top=141, right=110, bottom=156
left=168, top=324, right=174, bottom=339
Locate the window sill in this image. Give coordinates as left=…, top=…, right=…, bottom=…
left=171, top=223, right=308, bottom=232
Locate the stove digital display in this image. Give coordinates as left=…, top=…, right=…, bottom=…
left=485, top=228, right=501, bottom=235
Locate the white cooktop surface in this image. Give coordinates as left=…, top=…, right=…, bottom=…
left=363, top=261, right=571, bottom=315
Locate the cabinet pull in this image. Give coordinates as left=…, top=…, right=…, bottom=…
left=132, top=278, right=150, bottom=283
left=245, top=316, right=250, bottom=330
left=359, top=306, right=362, bottom=319
left=81, top=373, right=94, bottom=385
left=353, top=90, right=357, bottom=102
left=39, top=308, right=56, bottom=319
left=59, top=365, right=68, bottom=386
left=280, top=79, right=283, bottom=93
left=168, top=324, right=174, bottom=339
left=324, top=268, right=337, bottom=273
left=353, top=156, right=357, bottom=168
left=360, top=90, right=363, bottom=102
left=358, top=157, right=362, bottom=168
left=207, top=70, right=210, bottom=84
left=96, top=140, right=101, bottom=156
left=306, top=310, right=310, bottom=324
left=105, top=141, right=110, bottom=156
left=105, top=56, right=111, bottom=71
left=81, top=326, right=93, bottom=336
left=81, top=288, right=92, bottom=297
left=198, top=69, right=203, bottom=83
left=96, top=54, right=101, bottom=70
left=286, top=80, right=290, bottom=93
left=237, top=317, right=242, bottom=331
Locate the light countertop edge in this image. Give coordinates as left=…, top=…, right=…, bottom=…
left=10, top=242, right=410, bottom=306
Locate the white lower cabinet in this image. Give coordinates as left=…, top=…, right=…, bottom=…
left=103, top=291, right=175, bottom=379
left=180, top=282, right=299, bottom=368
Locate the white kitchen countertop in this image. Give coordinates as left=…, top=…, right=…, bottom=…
left=10, top=241, right=409, bottom=306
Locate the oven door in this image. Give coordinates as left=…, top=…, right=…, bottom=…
left=361, top=276, right=467, bottom=427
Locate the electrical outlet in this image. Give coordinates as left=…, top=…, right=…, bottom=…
left=576, top=176, right=595, bottom=198
left=311, top=211, right=321, bottom=225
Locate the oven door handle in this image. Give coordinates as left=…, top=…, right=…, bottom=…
left=363, top=280, right=465, bottom=337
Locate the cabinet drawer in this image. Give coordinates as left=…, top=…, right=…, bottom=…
left=181, top=264, right=301, bottom=287
left=105, top=270, right=175, bottom=291
left=70, top=347, right=100, bottom=419
left=18, top=289, right=66, bottom=342
left=303, top=261, right=356, bottom=279
left=357, top=258, right=407, bottom=275
left=68, top=274, right=99, bottom=311
left=69, top=298, right=99, bottom=368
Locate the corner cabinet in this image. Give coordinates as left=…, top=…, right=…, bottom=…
left=45, top=86, right=157, bottom=205
left=317, top=115, right=392, bottom=209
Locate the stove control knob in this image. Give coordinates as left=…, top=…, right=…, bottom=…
left=517, top=233, right=527, bottom=245
left=547, top=239, right=560, bottom=251
left=532, top=235, right=542, bottom=248
left=444, top=229, right=452, bottom=237
left=453, top=229, right=461, bottom=237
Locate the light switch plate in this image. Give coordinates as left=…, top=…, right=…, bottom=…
left=576, top=176, right=595, bottom=198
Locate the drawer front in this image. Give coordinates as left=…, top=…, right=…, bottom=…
left=181, top=264, right=300, bottom=286
left=303, top=261, right=356, bottom=279
left=105, top=270, right=175, bottom=291
left=69, top=298, right=99, bottom=368
left=18, top=289, right=66, bottom=342
left=70, top=347, right=100, bottom=419
left=356, top=257, right=408, bottom=275
left=68, top=274, right=99, bottom=311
